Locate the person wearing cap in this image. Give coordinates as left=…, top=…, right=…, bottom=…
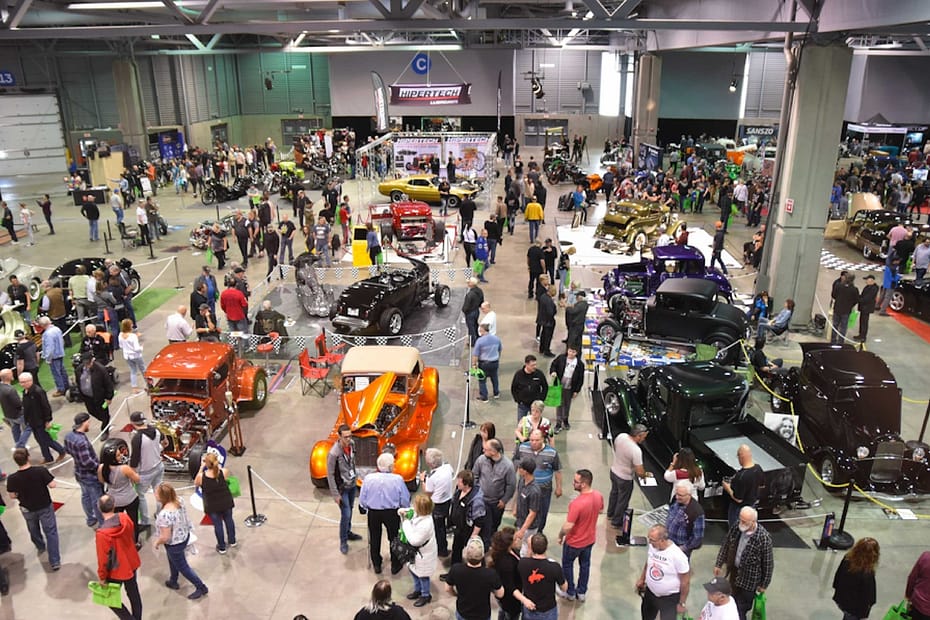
left=219, top=277, right=249, bottom=333
left=194, top=303, right=220, bottom=341
left=63, top=412, right=105, bottom=528
left=109, top=186, right=124, bottom=224
left=856, top=274, right=879, bottom=342
left=233, top=266, right=251, bottom=299
left=194, top=265, right=218, bottom=316
left=700, top=577, right=739, bottom=619
left=75, top=351, right=115, bottom=438
left=129, top=411, right=166, bottom=532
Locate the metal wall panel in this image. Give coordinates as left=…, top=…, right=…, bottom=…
left=515, top=49, right=600, bottom=114
left=90, top=57, right=120, bottom=127
left=137, top=57, right=159, bottom=127
left=57, top=57, right=98, bottom=129
left=744, top=51, right=786, bottom=119
left=153, top=56, right=180, bottom=126
left=309, top=55, right=330, bottom=119
left=0, top=94, right=68, bottom=175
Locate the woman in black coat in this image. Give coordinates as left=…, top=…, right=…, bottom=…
left=833, top=537, right=879, bottom=620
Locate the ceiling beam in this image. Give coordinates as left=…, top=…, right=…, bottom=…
left=617, top=0, right=643, bottom=19
left=205, top=32, right=222, bottom=49
left=5, top=0, right=34, bottom=29
left=0, top=17, right=814, bottom=40
left=579, top=0, right=609, bottom=20
left=161, top=0, right=194, bottom=24
left=197, top=0, right=221, bottom=25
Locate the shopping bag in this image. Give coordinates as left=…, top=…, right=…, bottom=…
left=544, top=384, right=562, bottom=407
left=47, top=423, right=62, bottom=442
left=206, top=246, right=214, bottom=265
left=471, top=259, right=485, bottom=277
left=848, top=309, right=860, bottom=330
left=882, top=600, right=912, bottom=620
left=750, top=592, right=767, bottom=620
left=88, top=581, right=122, bottom=608
left=227, top=476, right=242, bottom=498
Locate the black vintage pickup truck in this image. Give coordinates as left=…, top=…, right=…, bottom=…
left=592, top=361, right=809, bottom=513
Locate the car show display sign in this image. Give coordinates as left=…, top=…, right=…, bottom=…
left=444, top=135, right=493, bottom=176
left=638, top=143, right=662, bottom=171
left=389, top=83, right=472, bottom=106
left=393, top=137, right=443, bottom=173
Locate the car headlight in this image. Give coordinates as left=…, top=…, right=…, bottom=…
left=180, top=432, right=192, bottom=445
left=913, top=446, right=926, bottom=462
left=856, top=446, right=870, bottom=459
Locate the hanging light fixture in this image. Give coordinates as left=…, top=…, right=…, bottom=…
left=729, top=78, right=738, bottom=93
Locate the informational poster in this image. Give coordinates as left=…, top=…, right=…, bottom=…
left=393, top=137, right=442, bottom=173
left=638, top=143, right=662, bottom=171
left=444, top=135, right=493, bottom=177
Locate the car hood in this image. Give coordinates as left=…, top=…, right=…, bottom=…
left=342, top=372, right=395, bottom=429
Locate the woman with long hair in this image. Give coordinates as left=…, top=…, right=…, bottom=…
left=832, top=536, right=879, bottom=620
left=117, top=318, right=145, bottom=392
left=465, top=421, right=496, bottom=471
left=97, top=438, right=141, bottom=546
left=663, top=447, right=705, bottom=501
left=153, top=482, right=208, bottom=600
left=193, top=452, right=237, bottom=554
left=488, top=526, right=522, bottom=620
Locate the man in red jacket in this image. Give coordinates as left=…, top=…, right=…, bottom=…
left=219, top=279, right=249, bottom=332
left=96, top=494, right=142, bottom=620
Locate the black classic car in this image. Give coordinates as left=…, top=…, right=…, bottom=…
left=293, top=252, right=336, bottom=317
left=596, top=278, right=747, bottom=364
left=51, top=257, right=141, bottom=295
left=770, top=343, right=930, bottom=496
left=601, top=244, right=732, bottom=312
left=331, top=257, right=451, bottom=335
left=591, top=361, right=808, bottom=513
left=889, top=278, right=930, bottom=321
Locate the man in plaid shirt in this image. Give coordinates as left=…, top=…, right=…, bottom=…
left=665, top=480, right=705, bottom=558
left=713, top=506, right=774, bottom=618
left=63, top=412, right=105, bottom=528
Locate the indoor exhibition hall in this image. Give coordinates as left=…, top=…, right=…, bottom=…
left=0, top=1, right=929, bottom=619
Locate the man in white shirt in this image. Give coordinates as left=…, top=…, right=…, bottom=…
left=421, top=448, right=454, bottom=558
left=733, top=180, right=748, bottom=213
left=165, top=306, right=192, bottom=343
left=609, top=424, right=652, bottom=543
left=699, top=577, right=740, bottom=620
left=478, top=301, right=497, bottom=335
left=636, top=524, right=690, bottom=620
left=135, top=203, right=150, bottom=246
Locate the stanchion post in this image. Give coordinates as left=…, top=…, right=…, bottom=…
left=147, top=235, right=155, bottom=260
left=215, top=204, right=220, bottom=221
left=172, top=256, right=184, bottom=290
left=244, top=465, right=267, bottom=527
left=103, top=231, right=113, bottom=255
left=827, top=479, right=855, bottom=550
left=461, top=369, right=476, bottom=429
left=106, top=220, right=113, bottom=241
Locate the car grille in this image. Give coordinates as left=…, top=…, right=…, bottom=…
left=152, top=399, right=207, bottom=425
left=354, top=436, right=380, bottom=469
left=870, top=440, right=905, bottom=484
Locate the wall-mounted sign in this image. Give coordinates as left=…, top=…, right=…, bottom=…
left=411, top=53, right=432, bottom=76
left=785, top=198, right=794, bottom=214
left=390, top=83, right=471, bottom=106
left=0, top=71, right=15, bottom=86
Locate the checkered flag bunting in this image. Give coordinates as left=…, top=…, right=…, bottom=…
left=401, top=335, right=413, bottom=346
left=447, top=269, right=456, bottom=281
left=443, top=327, right=457, bottom=343
left=354, top=337, right=367, bottom=346
left=351, top=267, right=359, bottom=279
left=422, top=331, right=433, bottom=348
left=376, top=337, right=388, bottom=345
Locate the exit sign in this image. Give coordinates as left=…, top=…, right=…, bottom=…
left=785, top=198, right=794, bottom=214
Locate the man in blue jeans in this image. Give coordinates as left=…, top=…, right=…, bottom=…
left=63, top=412, right=105, bottom=528
left=557, top=469, right=603, bottom=602
left=7, top=447, right=61, bottom=570
left=38, top=317, right=69, bottom=396
left=472, top=323, right=502, bottom=401
left=326, top=424, right=362, bottom=554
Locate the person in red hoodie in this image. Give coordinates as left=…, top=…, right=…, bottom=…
left=96, top=494, right=142, bottom=620
left=219, top=278, right=249, bottom=333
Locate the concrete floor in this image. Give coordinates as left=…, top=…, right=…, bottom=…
left=0, top=152, right=927, bottom=619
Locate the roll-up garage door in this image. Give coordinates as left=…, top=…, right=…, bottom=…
left=0, top=94, right=68, bottom=175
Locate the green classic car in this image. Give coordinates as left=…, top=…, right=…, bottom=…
left=377, top=174, right=481, bottom=208
left=594, top=200, right=685, bottom=253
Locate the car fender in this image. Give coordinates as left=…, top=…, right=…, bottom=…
left=310, top=439, right=335, bottom=480
left=392, top=441, right=422, bottom=482
left=417, top=366, right=439, bottom=408
left=236, top=362, right=263, bottom=403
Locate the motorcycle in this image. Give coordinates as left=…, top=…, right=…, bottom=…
left=200, top=176, right=253, bottom=206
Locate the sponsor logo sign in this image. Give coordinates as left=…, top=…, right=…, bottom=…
left=390, top=83, right=472, bottom=106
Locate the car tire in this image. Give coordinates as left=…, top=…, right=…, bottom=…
left=862, top=245, right=874, bottom=260
left=157, top=217, right=168, bottom=236
left=607, top=294, right=626, bottom=315
left=130, top=276, right=142, bottom=296
left=431, top=220, right=445, bottom=244
left=390, top=190, right=404, bottom=202
left=380, top=307, right=403, bottom=335
left=629, top=231, right=647, bottom=252
left=596, top=318, right=621, bottom=342
left=380, top=223, right=394, bottom=245
left=704, top=334, right=737, bottom=365
left=187, top=442, right=205, bottom=480
left=434, top=285, right=451, bottom=307
left=817, top=453, right=847, bottom=490
left=889, top=290, right=906, bottom=312
left=447, top=196, right=460, bottom=209
left=246, top=371, right=268, bottom=410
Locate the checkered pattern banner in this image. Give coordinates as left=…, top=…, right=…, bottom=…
left=321, top=325, right=466, bottom=355
left=400, top=335, right=413, bottom=346
left=280, top=264, right=294, bottom=279
left=443, top=327, right=457, bottom=342
left=376, top=337, right=388, bottom=345
left=422, top=331, right=433, bottom=348
left=351, top=267, right=359, bottom=279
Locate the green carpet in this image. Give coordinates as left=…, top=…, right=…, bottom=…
left=34, top=287, right=179, bottom=391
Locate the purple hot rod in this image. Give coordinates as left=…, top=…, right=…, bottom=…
left=601, top=244, right=732, bottom=313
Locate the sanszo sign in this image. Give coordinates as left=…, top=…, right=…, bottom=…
left=740, top=125, right=778, bottom=138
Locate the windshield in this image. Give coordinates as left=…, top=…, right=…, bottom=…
left=688, top=393, right=744, bottom=427
left=836, top=386, right=901, bottom=435
left=150, top=378, right=208, bottom=397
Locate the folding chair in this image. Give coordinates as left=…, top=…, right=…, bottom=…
left=299, top=349, right=331, bottom=397
left=314, top=329, right=346, bottom=370
left=766, top=325, right=790, bottom=346
left=118, top=222, right=139, bottom=249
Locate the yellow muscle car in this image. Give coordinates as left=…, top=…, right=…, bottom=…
left=377, top=174, right=480, bottom=208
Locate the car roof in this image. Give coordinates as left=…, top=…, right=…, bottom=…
left=801, top=344, right=897, bottom=387
left=340, top=346, right=423, bottom=376
left=652, top=245, right=704, bottom=261
left=656, top=277, right=718, bottom=296
left=653, top=361, right=747, bottom=399
left=145, top=342, right=234, bottom=379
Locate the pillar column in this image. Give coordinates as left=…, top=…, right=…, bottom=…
left=112, top=59, right=148, bottom=159
left=763, top=45, right=852, bottom=326
left=632, top=53, right=661, bottom=156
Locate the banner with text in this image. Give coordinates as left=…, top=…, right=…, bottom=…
left=390, top=83, right=472, bottom=106
left=393, top=137, right=442, bottom=173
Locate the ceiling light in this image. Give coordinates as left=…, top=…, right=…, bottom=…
left=729, top=78, right=738, bottom=93
left=539, top=63, right=555, bottom=68
left=68, top=1, right=206, bottom=8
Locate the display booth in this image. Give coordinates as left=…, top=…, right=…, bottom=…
left=356, top=131, right=496, bottom=181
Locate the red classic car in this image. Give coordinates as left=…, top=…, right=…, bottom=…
left=310, top=346, right=438, bottom=489
left=370, top=201, right=446, bottom=255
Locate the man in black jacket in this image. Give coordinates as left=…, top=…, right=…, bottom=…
left=21, top=372, right=66, bottom=464
left=462, top=278, right=484, bottom=346
left=527, top=240, right=545, bottom=300
left=80, top=194, right=101, bottom=241
left=459, top=196, right=476, bottom=231
left=233, top=211, right=252, bottom=266
left=832, top=273, right=860, bottom=345
left=510, top=355, right=548, bottom=422
left=483, top=214, right=502, bottom=265
left=549, top=346, right=585, bottom=433
left=74, top=352, right=115, bottom=437
left=536, top=285, right=557, bottom=357
left=856, top=274, right=880, bottom=342
left=564, top=291, right=589, bottom=353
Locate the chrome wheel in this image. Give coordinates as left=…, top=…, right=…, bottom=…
left=889, top=291, right=905, bottom=312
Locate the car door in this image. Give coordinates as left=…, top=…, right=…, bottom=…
left=914, top=280, right=930, bottom=319
left=796, top=365, right=836, bottom=450
left=845, top=211, right=868, bottom=247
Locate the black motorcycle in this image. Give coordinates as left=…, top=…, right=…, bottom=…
left=200, top=176, right=253, bottom=206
